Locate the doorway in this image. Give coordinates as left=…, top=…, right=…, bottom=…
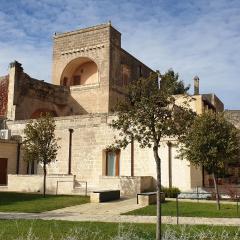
left=0, top=158, right=7, bottom=185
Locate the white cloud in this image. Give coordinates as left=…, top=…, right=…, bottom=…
left=0, top=0, right=239, bottom=108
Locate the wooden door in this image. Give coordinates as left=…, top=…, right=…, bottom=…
left=0, top=158, right=7, bottom=185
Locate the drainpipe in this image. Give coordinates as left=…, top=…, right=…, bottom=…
left=16, top=142, right=21, bottom=174
left=202, top=166, right=205, bottom=187
left=131, top=136, right=134, bottom=177
left=68, top=129, right=74, bottom=175
left=167, top=141, right=172, bottom=188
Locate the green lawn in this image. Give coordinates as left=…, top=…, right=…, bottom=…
left=124, top=200, right=240, bottom=218
left=0, top=192, right=89, bottom=213
left=0, top=219, right=239, bottom=240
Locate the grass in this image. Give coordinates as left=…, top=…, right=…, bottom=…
left=0, top=192, right=89, bottom=213
left=0, top=220, right=240, bottom=240
left=124, top=200, right=240, bottom=218
left=0, top=220, right=239, bottom=240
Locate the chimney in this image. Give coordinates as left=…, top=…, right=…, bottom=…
left=9, top=60, right=22, bottom=70
left=194, top=76, right=200, bottom=95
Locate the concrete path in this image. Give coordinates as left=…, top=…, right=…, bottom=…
left=1, top=198, right=240, bottom=226
left=48, top=198, right=142, bottom=215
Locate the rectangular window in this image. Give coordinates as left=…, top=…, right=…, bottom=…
left=106, top=150, right=120, bottom=176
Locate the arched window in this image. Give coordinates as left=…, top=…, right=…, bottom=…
left=60, top=57, right=99, bottom=86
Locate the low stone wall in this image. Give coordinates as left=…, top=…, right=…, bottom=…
left=98, top=176, right=154, bottom=196
left=7, top=174, right=75, bottom=194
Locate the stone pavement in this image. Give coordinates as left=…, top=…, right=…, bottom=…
left=48, top=197, right=142, bottom=215
left=1, top=198, right=240, bottom=226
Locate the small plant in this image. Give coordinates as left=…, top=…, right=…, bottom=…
left=162, top=187, right=181, bottom=198
left=2, top=222, right=240, bottom=240
left=221, top=184, right=239, bottom=200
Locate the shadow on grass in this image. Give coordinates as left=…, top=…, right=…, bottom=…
left=0, top=192, right=89, bottom=213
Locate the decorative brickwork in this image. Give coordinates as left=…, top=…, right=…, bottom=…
left=0, top=76, right=9, bottom=117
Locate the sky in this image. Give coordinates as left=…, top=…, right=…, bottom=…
left=0, top=0, right=240, bottom=109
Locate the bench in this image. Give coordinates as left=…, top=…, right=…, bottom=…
left=90, top=190, right=120, bottom=203
left=137, top=192, right=165, bottom=205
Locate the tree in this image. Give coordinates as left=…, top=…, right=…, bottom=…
left=179, top=111, right=240, bottom=210
left=159, top=69, right=190, bottom=95
left=23, top=114, right=60, bottom=197
left=110, top=72, right=195, bottom=240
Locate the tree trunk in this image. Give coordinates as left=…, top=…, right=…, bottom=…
left=153, top=144, right=161, bottom=240
left=213, top=172, right=220, bottom=210
left=43, top=163, right=47, bottom=198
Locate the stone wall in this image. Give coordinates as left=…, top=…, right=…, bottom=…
left=7, top=113, right=198, bottom=191
left=52, top=23, right=154, bottom=114
left=99, top=176, right=154, bottom=196
left=6, top=174, right=75, bottom=194
left=52, top=23, right=111, bottom=114
left=0, top=140, right=27, bottom=177
left=4, top=24, right=155, bottom=120
left=109, top=45, right=154, bottom=111
left=6, top=61, right=85, bottom=120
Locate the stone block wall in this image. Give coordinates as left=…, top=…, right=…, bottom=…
left=7, top=113, right=197, bottom=192
left=52, top=23, right=154, bottom=114
left=109, top=37, right=154, bottom=111
left=3, top=23, right=155, bottom=120
left=0, top=140, right=27, bottom=179
left=7, top=174, right=75, bottom=194
left=6, top=61, right=85, bottom=120
left=52, top=23, right=111, bottom=114
left=99, top=176, right=154, bottom=196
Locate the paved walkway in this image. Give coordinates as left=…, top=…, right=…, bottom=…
left=48, top=198, right=142, bottom=215
left=1, top=198, right=240, bottom=226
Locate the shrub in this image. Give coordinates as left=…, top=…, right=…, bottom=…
left=162, top=187, right=181, bottom=198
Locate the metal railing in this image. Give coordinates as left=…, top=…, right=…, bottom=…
left=55, top=180, right=74, bottom=195
left=74, top=181, right=88, bottom=196
left=176, top=191, right=240, bottom=225
left=55, top=180, right=88, bottom=196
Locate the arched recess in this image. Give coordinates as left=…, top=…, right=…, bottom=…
left=31, top=109, right=57, bottom=119
left=60, top=57, right=99, bottom=87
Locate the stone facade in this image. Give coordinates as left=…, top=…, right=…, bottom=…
left=6, top=113, right=203, bottom=192
left=52, top=22, right=153, bottom=114
left=0, top=23, right=225, bottom=195
left=6, top=174, right=75, bottom=194
left=5, top=61, right=86, bottom=120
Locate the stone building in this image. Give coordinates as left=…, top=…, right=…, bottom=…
left=0, top=23, right=224, bottom=195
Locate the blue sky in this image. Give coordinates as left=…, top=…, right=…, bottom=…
left=0, top=0, right=240, bottom=109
